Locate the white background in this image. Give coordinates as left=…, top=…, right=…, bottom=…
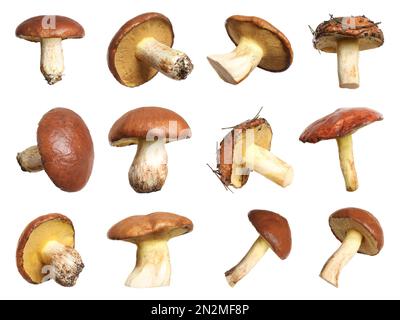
left=0, top=0, right=396, bottom=300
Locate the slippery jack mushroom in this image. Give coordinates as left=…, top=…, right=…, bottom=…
left=312, top=16, right=384, bottom=89
left=108, top=212, right=193, bottom=288
left=300, top=107, right=383, bottom=192
left=225, top=210, right=291, bottom=287
left=17, top=108, right=94, bottom=192
left=207, top=15, right=293, bottom=84
left=17, top=214, right=84, bottom=287
left=108, top=12, right=193, bottom=88
left=109, top=107, right=191, bottom=193
left=320, top=208, right=384, bottom=288
left=16, top=15, right=85, bottom=85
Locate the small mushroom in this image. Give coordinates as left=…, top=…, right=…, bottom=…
left=207, top=15, right=293, bottom=84
left=17, top=214, right=84, bottom=287
left=107, top=212, right=193, bottom=288
left=225, top=210, right=291, bottom=287
left=109, top=107, right=191, bottom=193
left=16, top=15, right=85, bottom=85
left=108, top=12, right=193, bottom=88
left=17, top=108, right=94, bottom=192
left=320, top=208, right=384, bottom=288
left=313, top=16, right=384, bottom=89
left=299, top=108, right=383, bottom=192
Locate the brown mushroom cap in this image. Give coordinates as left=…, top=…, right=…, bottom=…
left=109, top=107, right=191, bottom=147
left=37, top=108, right=94, bottom=192
left=329, top=208, right=384, bottom=255
left=16, top=214, right=75, bottom=284
left=226, top=15, right=293, bottom=72
left=314, top=16, right=383, bottom=53
left=108, top=12, right=174, bottom=87
left=107, top=212, right=193, bottom=243
left=16, top=15, right=84, bottom=42
left=248, top=210, right=291, bottom=259
left=299, top=108, right=383, bottom=144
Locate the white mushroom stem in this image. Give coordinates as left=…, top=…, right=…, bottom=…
left=41, top=241, right=84, bottom=287
left=17, top=145, right=43, bottom=172
left=40, top=38, right=65, bottom=85
left=126, top=240, right=171, bottom=288
left=136, top=37, right=193, bottom=80
left=129, top=139, right=168, bottom=193
left=337, top=39, right=360, bottom=89
left=225, top=236, right=270, bottom=287
left=336, top=135, right=358, bottom=192
left=320, top=229, right=363, bottom=288
left=207, top=38, right=264, bottom=84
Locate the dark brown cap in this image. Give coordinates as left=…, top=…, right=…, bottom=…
left=16, top=15, right=84, bottom=42
left=248, top=210, right=292, bottom=259
left=37, top=108, right=94, bottom=192
left=299, top=108, right=383, bottom=143
left=329, top=208, right=384, bottom=255
left=226, top=15, right=293, bottom=72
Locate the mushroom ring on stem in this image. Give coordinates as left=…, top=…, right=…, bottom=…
left=108, top=212, right=193, bottom=288
left=109, top=107, right=191, bottom=193
left=207, top=15, right=293, bottom=84
left=16, top=214, right=84, bottom=287
left=225, top=210, right=291, bottom=287
left=108, top=12, right=193, bottom=88
left=16, top=15, right=85, bottom=85
left=299, top=107, right=383, bottom=192
left=320, top=208, right=384, bottom=288
left=17, top=108, right=94, bottom=192
left=313, top=16, right=384, bottom=89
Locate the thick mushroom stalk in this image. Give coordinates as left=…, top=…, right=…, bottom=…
left=17, top=146, right=43, bottom=172
left=129, top=139, right=168, bottom=193
left=40, top=38, right=64, bottom=85
left=320, top=229, right=363, bottom=287
left=225, top=236, right=270, bottom=287
left=336, top=135, right=358, bottom=192
left=136, top=37, right=193, bottom=80
left=337, top=39, right=360, bottom=89
left=126, top=240, right=171, bottom=288
left=207, top=38, right=264, bottom=84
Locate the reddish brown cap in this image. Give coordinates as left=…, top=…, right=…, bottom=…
left=248, top=210, right=292, bottom=259
left=300, top=108, right=383, bottom=143
left=107, top=212, right=193, bottom=243
left=329, top=208, right=384, bottom=255
left=313, top=16, right=383, bottom=53
left=109, top=107, right=191, bottom=147
left=16, top=15, right=84, bottom=42
left=226, top=15, right=293, bottom=72
left=37, top=108, right=94, bottom=192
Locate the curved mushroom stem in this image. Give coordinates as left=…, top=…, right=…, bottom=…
left=17, top=146, right=43, bottom=172
left=40, top=38, right=64, bottom=85
left=337, top=39, right=360, bottom=89
left=207, top=38, right=264, bottom=84
left=126, top=240, right=171, bottom=288
left=336, top=135, right=358, bottom=192
left=320, top=229, right=363, bottom=288
left=225, top=236, right=270, bottom=287
left=136, top=37, right=193, bottom=80
left=41, top=241, right=84, bottom=287
left=129, top=139, right=168, bottom=193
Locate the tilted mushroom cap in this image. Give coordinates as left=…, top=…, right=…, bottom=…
left=329, top=208, right=384, bottom=255
left=299, top=108, right=383, bottom=144
left=107, top=212, right=193, bottom=243
left=38, top=108, right=94, bottom=192
left=226, top=15, right=293, bottom=72
left=16, top=214, right=75, bottom=284
left=248, top=210, right=292, bottom=259
left=108, top=12, right=174, bottom=87
left=109, top=107, right=191, bottom=147
left=313, top=16, right=383, bottom=53
left=16, top=15, right=85, bottom=42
